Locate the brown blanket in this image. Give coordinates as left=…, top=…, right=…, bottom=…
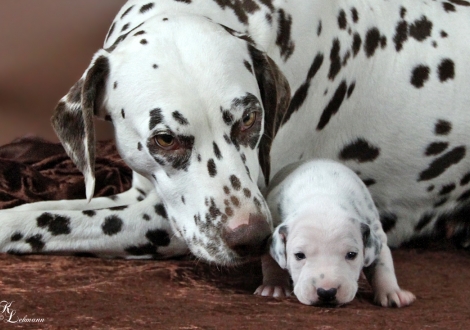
left=0, top=137, right=469, bottom=329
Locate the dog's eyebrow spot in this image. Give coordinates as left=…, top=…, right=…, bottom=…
left=172, top=111, right=189, bottom=125
left=149, top=108, right=163, bottom=130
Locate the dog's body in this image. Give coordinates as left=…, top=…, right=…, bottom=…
left=1, top=0, right=470, bottom=268
left=265, top=159, right=415, bottom=307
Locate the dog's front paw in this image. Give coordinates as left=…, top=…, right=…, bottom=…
left=254, top=284, right=291, bottom=298
left=375, top=289, right=416, bottom=308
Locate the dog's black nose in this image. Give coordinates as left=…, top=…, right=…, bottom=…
left=317, top=288, right=337, bottom=302
left=223, top=213, right=271, bottom=258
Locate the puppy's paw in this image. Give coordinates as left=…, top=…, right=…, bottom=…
left=375, top=289, right=416, bottom=308
left=254, top=284, right=290, bottom=298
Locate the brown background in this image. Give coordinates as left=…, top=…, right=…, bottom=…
left=0, top=0, right=126, bottom=145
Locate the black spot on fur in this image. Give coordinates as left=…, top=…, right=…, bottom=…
left=146, top=229, right=171, bottom=246
left=441, top=30, right=448, bottom=38
left=380, top=213, right=397, bottom=232
left=149, top=108, right=163, bottom=130
left=425, top=142, right=449, bottom=156
left=337, top=9, right=347, bottom=29
left=317, top=20, right=322, bottom=36
left=113, top=81, right=118, bottom=89
left=351, top=8, right=359, bottom=23
left=222, top=109, right=234, bottom=125
left=243, top=188, right=252, bottom=198
left=208, top=159, right=217, bottom=177
left=109, top=205, right=128, bottom=211
left=400, top=6, right=407, bottom=18
left=438, top=59, right=455, bottom=82
left=418, top=146, right=466, bottom=181
left=134, top=30, right=146, bottom=36
left=440, top=183, right=456, bottom=195
left=172, top=111, right=189, bottom=125
left=364, top=27, right=381, bottom=57
left=286, top=53, right=324, bottom=119
left=37, top=212, right=71, bottom=235
left=362, top=178, right=376, bottom=186
left=347, top=81, right=355, bottom=98
left=140, top=3, right=155, bottom=13
left=244, top=60, right=253, bottom=74
left=11, top=232, right=23, bottom=242
left=317, top=80, right=348, bottom=130
left=328, top=39, right=342, bottom=80
left=415, top=213, right=434, bottom=231
left=102, top=216, right=123, bottom=236
left=26, top=234, right=45, bottom=252
left=121, top=6, right=134, bottom=19
left=153, top=64, right=158, bottom=69
left=443, top=3, right=456, bottom=12
left=155, top=203, right=168, bottom=219
left=213, top=142, right=222, bottom=160
left=276, top=9, right=295, bottom=61
left=106, top=22, right=116, bottom=42
left=82, top=210, right=96, bottom=217
left=140, top=39, right=148, bottom=45
left=409, top=16, right=433, bottom=41
left=230, top=175, right=241, bottom=191
left=435, top=120, right=452, bottom=135
left=121, top=23, right=130, bottom=32
left=121, top=109, right=125, bottom=118
left=143, top=214, right=151, bottom=221
left=410, top=65, right=430, bottom=88
left=461, top=172, right=470, bottom=186
left=393, top=21, right=408, bottom=52
left=137, top=142, right=143, bottom=151
left=339, top=138, right=380, bottom=162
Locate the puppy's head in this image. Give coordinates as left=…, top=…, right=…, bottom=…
left=270, top=210, right=381, bottom=306
left=51, top=15, right=291, bottom=265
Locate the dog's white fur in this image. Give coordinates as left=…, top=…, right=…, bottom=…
left=263, top=160, right=415, bottom=307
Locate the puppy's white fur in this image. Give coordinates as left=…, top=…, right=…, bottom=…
left=264, top=159, right=415, bottom=307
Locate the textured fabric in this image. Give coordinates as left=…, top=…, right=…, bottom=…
left=0, top=136, right=132, bottom=210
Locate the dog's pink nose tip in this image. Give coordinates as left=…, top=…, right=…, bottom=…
left=223, top=213, right=272, bottom=257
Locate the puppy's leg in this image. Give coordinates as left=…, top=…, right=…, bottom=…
left=364, top=240, right=415, bottom=307
left=8, top=172, right=152, bottom=212
left=254, top=253, right=291, bottom=298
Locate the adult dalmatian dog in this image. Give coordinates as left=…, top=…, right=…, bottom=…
left=1, top=0, right=470, bottom=301
left=264, top=159, right=415, bottom=307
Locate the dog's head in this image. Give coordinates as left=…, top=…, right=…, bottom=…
left=270, top=211, right=382, bottom=306
left=51, top=15, right=290, bottom=265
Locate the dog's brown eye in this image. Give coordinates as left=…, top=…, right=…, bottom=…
left=241, top=112, right=257, bottom=130
left=294, top=252, right=306, bottom=261
left=345, top=252, right=358, bottom=260
left=154, top=134, right=176, bottom=150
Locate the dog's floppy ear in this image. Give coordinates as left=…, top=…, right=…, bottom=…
left=270, top=224, right=289, bottom=269
left=249, top=45, right=291, bottom=186
left=361, top=223, right=382, bottom=267
left=51, top=51, right=110, bottom=202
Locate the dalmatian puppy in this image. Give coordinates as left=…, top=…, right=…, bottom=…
left=1, top=0, right=470, bottom=271
left=264, top=160, right=415, bottom=307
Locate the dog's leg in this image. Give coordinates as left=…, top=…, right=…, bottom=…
left=363, top=239, right=416, bottom=307
left=8, top=172, right=152, bottom=212
left=0, top=190, right=188, bottom=259
left=254, top=253, right=291, bottom=298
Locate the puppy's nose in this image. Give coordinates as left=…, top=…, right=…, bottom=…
left=317, top=288, right=337, bottom=302
left=223, top=213, right=271, bottom=257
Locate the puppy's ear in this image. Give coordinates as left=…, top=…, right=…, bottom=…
left=249, top=45, right=291, bottom=185
left=51, top=51, right=110, bottom=202
left=361, top=223, right=382, bottom=267
left=270, top=224, right=289, bottom=269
